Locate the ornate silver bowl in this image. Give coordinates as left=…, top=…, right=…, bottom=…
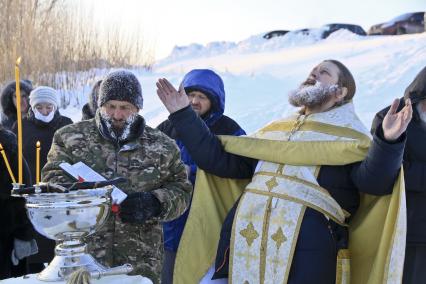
left=22, top=186, right=132, bottom=281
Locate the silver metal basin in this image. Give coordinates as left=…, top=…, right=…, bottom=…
left=20, top=187, right=132, bottom=281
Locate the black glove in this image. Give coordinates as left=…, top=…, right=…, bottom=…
left=119, top=192, right=162, bottom=224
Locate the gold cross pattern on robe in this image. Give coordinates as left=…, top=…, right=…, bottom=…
left=240, top=203, right=264, bottom=223
left=240, top=221, right=259, bottom=246
left=236, top=249, right=258, bottom=270
left=271, top=226, right=286, bottom=250
left=270, top=207, right=295, bottom=228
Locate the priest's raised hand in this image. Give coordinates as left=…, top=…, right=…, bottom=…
left=382, top=98, right=413, bottom=141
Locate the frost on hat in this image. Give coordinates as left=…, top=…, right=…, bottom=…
left=98, top=70, right=143, bottom=109
left=29, top=86, right=58, bottom=108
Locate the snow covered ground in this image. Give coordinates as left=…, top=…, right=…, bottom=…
left=60, top=30, right=426, bottom=134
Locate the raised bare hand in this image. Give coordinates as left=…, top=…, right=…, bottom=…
left=156, top=78, right=190, bottom=114
left=382, top=98, right=412, bottom=141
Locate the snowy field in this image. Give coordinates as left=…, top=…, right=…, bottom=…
left=60, top=30, right=426, bottom=134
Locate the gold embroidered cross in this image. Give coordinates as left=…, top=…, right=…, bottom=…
left=240, top=203, right=264, bottom=223
left=270, top=208, right=295, bottom=228
left=240, top=222, right=259, bottom=246
left=270, top=251, right=285, bottom=277
left=235, top=249, right=258, bottom=270
left=271, top=227, right=286, bottom=250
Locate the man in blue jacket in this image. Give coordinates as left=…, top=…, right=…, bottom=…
left=157, top=69, right=245, bottom=283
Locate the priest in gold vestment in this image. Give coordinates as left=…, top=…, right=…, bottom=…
left=156, top=60, right=412, bottom=284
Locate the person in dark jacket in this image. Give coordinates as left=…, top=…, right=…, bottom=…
left=1, top=80, right=33, bottom=130
left=12, top=86, right=73, bottom=273
left=0, top=125, right=37, bottom=280
left=157, top=69, right=246, bottom=284
left=82, top=80, right=102, bottom=120
left=371, top=66, right=426, bottom=284
left=157, top=60, right=412, bottom=283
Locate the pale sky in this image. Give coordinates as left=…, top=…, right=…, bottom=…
left=85, top=0, right=425, bottom=60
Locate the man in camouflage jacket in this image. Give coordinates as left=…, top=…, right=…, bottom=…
left=42, top=70, right=192, bottom=283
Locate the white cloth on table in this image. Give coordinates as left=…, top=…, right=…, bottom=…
left=1, top=274, right=152, bottom=284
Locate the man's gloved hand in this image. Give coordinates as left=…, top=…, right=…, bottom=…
left=119, top=192, right=162, bottom=224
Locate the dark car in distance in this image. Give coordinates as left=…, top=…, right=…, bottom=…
left=264, top=24, right=366, bottom=41
left=368, top=12, right=425, bottom=35
left=263, top=30, right=289, bottom=39
left=321, top=23, right=367, bottom=38
left=368, top=22, right=385, bottom=35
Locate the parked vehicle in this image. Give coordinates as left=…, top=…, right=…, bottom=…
left=263, top=30, right=289, bottom=39
left=321, top=23, right=367, bottom=38
left=286, top=28, right=327, bottom=41
left=283, top=28, right=320, bottom=38
left=264, top=23, right=366, bottom=42
left=368, top=12, right=425, bottom=35
left=368, top=23, right=385, bottom=35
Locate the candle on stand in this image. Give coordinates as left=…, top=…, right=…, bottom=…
left=14, top=57, right=23, bottom=184
left=36, top=141, right=41, bottom=184
left=0, top=143, right=17, bottom=183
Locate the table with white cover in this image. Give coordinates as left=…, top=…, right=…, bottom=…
left=1, top=274, right=153, bottom=284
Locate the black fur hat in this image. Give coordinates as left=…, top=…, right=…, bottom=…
left=1, top=80, right=33, bottom=117
left=98, top=70, right=143, bottom=109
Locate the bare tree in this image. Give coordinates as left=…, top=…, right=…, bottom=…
left=0, top=0, right=154, bottom=98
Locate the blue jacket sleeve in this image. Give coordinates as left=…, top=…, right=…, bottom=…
left=168, top=106, right=256, bottom=178
left=188, top=163, right=197, bottom=185
left=351, top=125, right=406, bottom=195
left=233, top=128, right=246, bottom=136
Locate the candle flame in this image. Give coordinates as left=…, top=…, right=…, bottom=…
left=16, top=57, right=22, bottom=66
left=36, top=141, right=41, bottom=147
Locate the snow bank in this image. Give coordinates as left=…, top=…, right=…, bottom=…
left=60, top=32, right=426, bottom=135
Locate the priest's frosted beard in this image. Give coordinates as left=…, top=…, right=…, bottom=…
left=100, top=111, right=138, bottom=141
left=288, top=81, right=339, bottom=108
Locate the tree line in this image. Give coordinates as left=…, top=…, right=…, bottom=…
left=0, top=0, right=154, bottom=91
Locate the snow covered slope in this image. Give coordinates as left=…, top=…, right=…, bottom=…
left=61, top=30, right=426, bottom=134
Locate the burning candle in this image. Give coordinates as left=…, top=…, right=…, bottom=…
left=36, top=141, right=41, bottom=184
left=0, top=143, right=17, bottom=183
left=14, top=57, right=23, bottom=184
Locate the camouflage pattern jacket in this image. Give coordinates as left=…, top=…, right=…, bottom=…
left=42, top=114, right=192, bottom=283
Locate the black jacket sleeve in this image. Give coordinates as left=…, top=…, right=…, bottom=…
left=404, top=160, right=426, bottom=192
left=370, top=101, right=423, bottom=192
left=371, top=106, right=389, bottom=136
left=168, top=106, right=257, bottom=178
left=351, top=125, right=406, bottom=195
